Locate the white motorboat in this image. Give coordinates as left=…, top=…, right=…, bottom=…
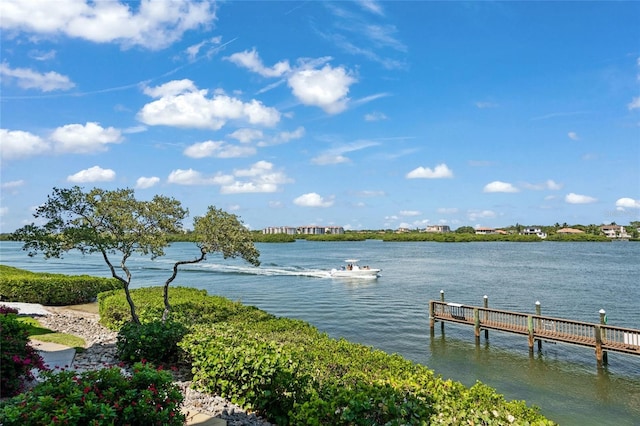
left=330, top=259, right=381, bottom=279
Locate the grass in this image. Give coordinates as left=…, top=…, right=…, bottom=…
left=18, top=316, right=86, bottom=352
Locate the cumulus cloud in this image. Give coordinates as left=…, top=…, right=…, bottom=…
left=288, top=64, right=356, bottom=114
left=628, top=97, right=640, bottom=110
left=67, top=165, right=115, bottom=183
left=399, top=210, right=420, bottom=216
left=615, top=197, right=640, bottom=209
left=0, top=0, right=217, bottom=50
left=228, top=128, right=263, bottom=144
left=483, top=181, right=519, bottom=193
left=406, top=163, right=453, bottom=179
left=136, top=176, right=160, bottom=189
left=138, top=79, right=281, bottom=130
left=437, top=207, right=459, bottom=214
left=568, top=131, right=580, bottom=141
left=293, top=192, right=334, bottom=207
left=565, top=192, right=597, bottom=204
left=225, top=48, right=291, bottom=77
left=0, top=62, right=75, bottom=92
left=167, top=161, right=292, bottom=194
left=50, top=122, right=122, bottom=153
left=183, top=140, right=255, bottom=159
left=0, top=129, right=50, bottom=160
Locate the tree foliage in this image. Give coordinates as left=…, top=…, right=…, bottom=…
left=12, top=186, right=188, bottom=324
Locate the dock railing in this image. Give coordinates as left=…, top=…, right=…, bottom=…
left=429, top=296, right=640, bottom=365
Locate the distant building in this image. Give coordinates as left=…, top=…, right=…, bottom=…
left=600, top=225, right=628, bottom=239
left=263, top=226, right=297, bottom=235
left=263, top=225, right=345, bottom=235
left=424, top=225, right=451, bottom=233
left=557, top=227, right=584, bottom=234
left=520, top=227, right=547, bottom=239
left=475, top=227, right=496, bottom=235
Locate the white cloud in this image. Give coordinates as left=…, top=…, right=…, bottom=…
left=483, top=181, right=519, bottom=193
left=615, top=197, right=640, bottom=209
left=311, top=154, right=350, bottom=165
left=467, top=210, right=496, bottom=221
left=364, top=111, right=387, bottom=121
left=406, top=163, right=453, bottom=179
left=0, top=62, right=75, bottom=92
left=67, top=165, right=115, bottom=183
left=293, top=192, right=334, bottom=207
left=288, top=64, right=356, bottom=114
left=50, top=122, right=122, bottom=154
left=0, top=0, right=217, bottom=50
left=225, top=48, right=291, bottom=77
left=183, top=140, right=255, bottom=159
left=437, top=207, right=459, bottom=214
left=628, top=97, right=640, bottom=110
left=138, top=80, right=281, bottom=130
left=167, top=168, right=210, bottom=185
left=228, top=128, right=263, bottom=143
left=399, top=210, right=420, bottom=216
left=565, top=192, right=597, bottom=204
left=136, top=176, right=160, bottom=189
left=521, top=179, right=562, bottom=191
left=568, top=131, right=580, bottom=141
left=0, top=129, right=50, bottom=160
left=1, top=180, right=25, bottom=190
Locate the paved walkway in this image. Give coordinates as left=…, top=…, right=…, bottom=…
left=4, top=302, right=225, bottom=426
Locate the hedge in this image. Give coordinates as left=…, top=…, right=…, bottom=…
left=0, top=265, right=120, bottom=305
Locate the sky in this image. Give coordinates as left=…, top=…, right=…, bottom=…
left=1, top=0, right=639, bottom=233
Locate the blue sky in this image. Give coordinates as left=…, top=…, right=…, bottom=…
left=1, top=0, right=639, bottom=232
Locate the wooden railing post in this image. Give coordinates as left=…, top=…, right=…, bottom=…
left=528, top=315, right=534, bottom=354
left=535, top=301, right=542, bottom=351
left=483, top=295, right=489, bottom=339
left=429, top=300, right=435, bottom=330
left=474, top=308, right=480, bottom=343
left=440, top=290, right=445, bottom=332
left=599, top=309, right=608, bottom=365
left=595, top=324, right=603, bottom=365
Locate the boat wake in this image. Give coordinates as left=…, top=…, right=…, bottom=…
left=193, top=262, right=332, bottom=278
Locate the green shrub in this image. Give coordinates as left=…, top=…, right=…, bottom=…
left=291, top=380, right=432, bottom=425
left=116, top=320, right=187, bottom=365
left=0, top=305, right=47, bottom=397
left=181, top=324, right=308, bottom=424
left=0, top=362, right=185, bottom=426
left=98, top=286, right=272, bottom=329
left=0, top=265, right=120, bottom=305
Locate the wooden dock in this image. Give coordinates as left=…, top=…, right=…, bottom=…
left=429, top=293, right=640, bottom=365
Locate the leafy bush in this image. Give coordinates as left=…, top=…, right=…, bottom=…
left=291, top=380, right=432, bottom=425
left=0, top=362, right=185, bottom=426
left=98, top=286, right=272, bottom=329
left=0, top=265, right=120, bottom=305
left=181, top=324, right=308, bottom=424
left=116, top=320, right=187, bottom=365
left=0, top=305, right=47, bottom=397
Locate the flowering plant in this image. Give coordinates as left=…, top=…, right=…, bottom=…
left=0, top=305, right=47, bottom=397
left=0, top=361, right=185, bottom=425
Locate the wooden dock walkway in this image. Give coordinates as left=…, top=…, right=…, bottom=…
left=429, top=294, right=640, bottom=365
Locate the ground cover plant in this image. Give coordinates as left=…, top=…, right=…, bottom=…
left=0, top=362, right=185, bottom=425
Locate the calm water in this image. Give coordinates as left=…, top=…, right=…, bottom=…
left=2, top=240, right=639, bottom=425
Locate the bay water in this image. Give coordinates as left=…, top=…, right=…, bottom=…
left=1, top=240, right=639, bottom=425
